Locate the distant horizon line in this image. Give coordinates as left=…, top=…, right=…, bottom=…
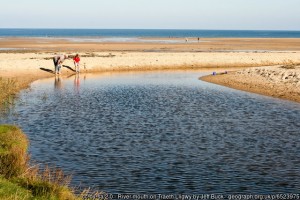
left=0, top=28, right=300, bottom=31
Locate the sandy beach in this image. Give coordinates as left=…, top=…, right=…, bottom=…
left=201, top=64, right=300, bottom=103
left=1, top=37, right=300, bottom=52
left=1, top=37, right=300, bottom=103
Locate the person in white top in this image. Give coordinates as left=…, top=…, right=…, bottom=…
left=53, top=54, right=68, bottom=74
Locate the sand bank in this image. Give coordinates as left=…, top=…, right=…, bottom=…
left=201, top=65, right=300, bottom=103
left=1, top=37, right=300, bottom=103
left=1, top=51, right=300, bottom=79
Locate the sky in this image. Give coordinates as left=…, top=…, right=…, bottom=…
left=0, top=0, right=299, bottom=30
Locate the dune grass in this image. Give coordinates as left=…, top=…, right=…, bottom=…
left=0, top=78, right=20, bottom=107
left=0, top=125, right=29, bottom=179
left=0, top=125, right=77, bottom=200
left=0, top=175, right=76, bottom=200
left=0, top=176, right=32, bottom=200
left=0, top=78, right=84, bottom=199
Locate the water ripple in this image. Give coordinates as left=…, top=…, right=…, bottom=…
left=1, top=71, right=300, bottom=194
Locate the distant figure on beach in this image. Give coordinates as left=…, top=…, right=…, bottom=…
left=53, top=54, right=68, bottom=75
left=73, top=54, right=81, bottom=73
left=185, top=38, right=188, bottom=43
left=198, top=37, right=200, bottom=42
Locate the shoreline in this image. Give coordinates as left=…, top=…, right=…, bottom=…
left=1, top=37, right=300, bottom=108
left=201, top=65, right=300, bottom=103
left=1, top=38, right=299, bottom=198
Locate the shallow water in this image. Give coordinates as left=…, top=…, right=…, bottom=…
left=2, top=71, right=300, bottom=194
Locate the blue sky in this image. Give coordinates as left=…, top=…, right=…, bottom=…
left=0, top=0, right=299, bottom=30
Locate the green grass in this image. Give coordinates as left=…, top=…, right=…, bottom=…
left=0, top=176, right=32, bottom=200
left=0, top=78, right=18, bottom=107
left=0, top=125, right=77, bottom=200
left=0, top=78, right=81, bottom=199
left=0, top=176, right=74, bottom=200
left=0, top=125, right=28, bottom=178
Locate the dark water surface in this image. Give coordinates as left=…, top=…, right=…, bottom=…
left=2, top=71, right=300, bottom=194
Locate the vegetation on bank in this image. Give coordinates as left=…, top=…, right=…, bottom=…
left=0, top=78, right=101, bottom=199
left=0, top=78, right=77, bottom=199
left=0, top=78, right=19, bottom=108
left=0, top=125, right=78, bottom=199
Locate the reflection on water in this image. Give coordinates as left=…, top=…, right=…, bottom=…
left=74, top=74, right=80, bottom=93
left=54, top=76, right=63, bottom=90
left=53, top=73, right=84, bottom=92
left=1, top=70, right=300, bottom=194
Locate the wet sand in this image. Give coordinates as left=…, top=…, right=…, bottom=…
left=201, top=65, right=300, bottom=103
left=1, top=37, right=300, bottom=52
left=0, top=37, right=300, bottom=103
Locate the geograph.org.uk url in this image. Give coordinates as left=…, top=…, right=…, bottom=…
left=82, top=193, right=300, bottom=200
left=227, top=194, right=300, bottom=200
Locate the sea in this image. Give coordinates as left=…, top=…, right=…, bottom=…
left=0, top=29, right=300, bottom=38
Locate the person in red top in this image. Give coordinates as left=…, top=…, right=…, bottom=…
left=73, top=54, right=81, bottom=73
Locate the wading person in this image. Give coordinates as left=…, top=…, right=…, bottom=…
left=53, top=54, right=68, bottom=75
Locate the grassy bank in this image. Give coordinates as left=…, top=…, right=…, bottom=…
left=0, top=77, right=38, bottom=114
left=0, top=125, right=77, bottom=199
left=0, top=76, right=105, bottom=199
left=0, top=77, right=80, bottom=199
left=0, top=78, right=19, bottom=108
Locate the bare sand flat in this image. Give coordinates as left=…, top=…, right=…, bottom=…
left=1, top=37, right=300, bottom=103
left=1, top=37, right=300, bottom=52
left=201, top=65, right=300, bottom=103
left=1, top=51, right=300, bottom=78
